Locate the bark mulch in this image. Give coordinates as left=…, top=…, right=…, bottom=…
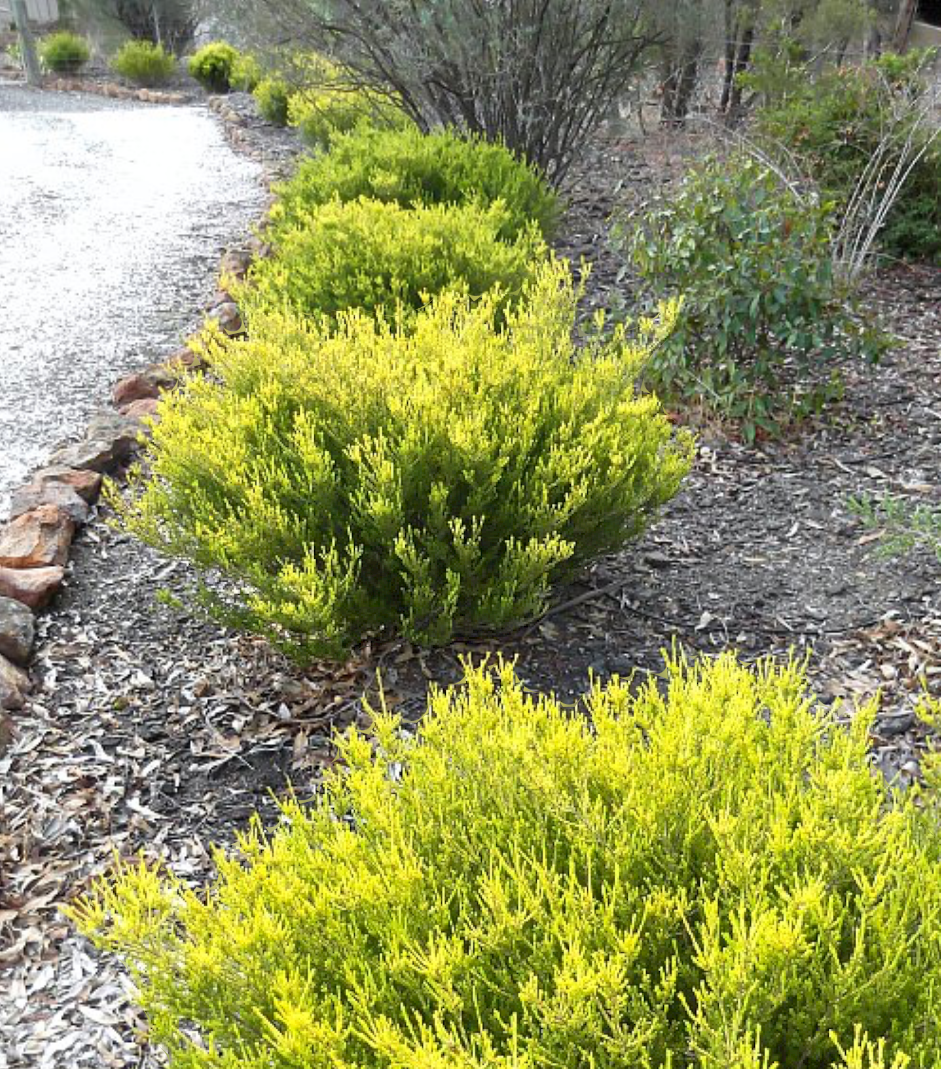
left=1, top=126, right=939, bottom=1067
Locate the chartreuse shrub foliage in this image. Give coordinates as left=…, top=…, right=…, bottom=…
left=252, top=76, right=291, bottom=125
left=242, top=196, right=546, bottom=326
left=116, top=262, right=689, bottom=659
left=188, top=42, right=240, bottom=92
left=111, top=40, right=175, bottom=86
left=287, top=83, right=409, bottom=150
left=270, top=125, right=559, bottom=242
left=39, top=31, right=90, bottom=73
left=230, top=51, right=262, bottom=92
left=618, top=155, right=884, bottom=440
left=74, top=651, right=941, bottom=1068
left=756, top=52, right=941, bottom=263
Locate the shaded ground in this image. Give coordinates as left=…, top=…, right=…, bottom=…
left=1, top=126, right=940, bottom=1065
left=0, top=82, right=264, bottom=513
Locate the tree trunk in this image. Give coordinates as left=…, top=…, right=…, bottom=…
left=728, top=24, right=754, bottom=117
left=893, top=0, right=918, bottom=52
left=662, top=44, right=701, bottom=124
left=720, top=0, right=737, bottom=113
left=11, top=0, right=41, bottom=87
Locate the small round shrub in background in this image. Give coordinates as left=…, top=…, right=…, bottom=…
left=617, top=154, right=886, bottom=440
left=252, top=76, right=290, bottom=125
left=110, top=40, right=175, bottom=86
left=271, top=124, right=560, bottom=242
left=113, top=261, right=689, bottom=659
left=39, top=31, right=90, bottom=73
left=187, top=41, right=239, bottom=93
left=229, top=50, right=261, bottom=92
left=244, top=196, right=547, bottom=326
left=75, top=651, right=941, bottom=1068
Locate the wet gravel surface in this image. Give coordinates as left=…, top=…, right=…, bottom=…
left=0, top=82, right=265, bottom=513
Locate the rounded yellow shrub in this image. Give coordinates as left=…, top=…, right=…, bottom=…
left=118, top=261, right=690, bottom=659
left=75, top=652, right=941, bottom=1068
left=242, top=195, right=546, bottom=327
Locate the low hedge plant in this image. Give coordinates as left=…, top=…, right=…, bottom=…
left=242, top=196, right=547, bottom=326
left=74, top=651, right=941, bottom=1067
left=39, top=31, right=90, bottom=73
left=111, top=40, right=175, bottom=86
left=252, top=76, right=290, bottom=125
left=287, top=83, right=409, bottom=150
left=114, top=261, right=690, bottom=659
left=230, top=51, right=261, bottom=92
left=270, top=124, right=559, bottom=242
left=188, top=41, right=239, bottom=93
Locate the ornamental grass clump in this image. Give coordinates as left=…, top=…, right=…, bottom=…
left=242, top=196, right=546, bottom=327
left=117, top=261, right=689, bottom=659
left=270, top=125, right=559, bottom=242
left=74, top=651, right=941, bottom=1068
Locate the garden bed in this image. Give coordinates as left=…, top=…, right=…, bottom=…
left=1, top=124, right=940, bottom=1067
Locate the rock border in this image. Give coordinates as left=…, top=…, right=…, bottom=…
left=43, top=76, right=189, bottom=105
left=0, top=250, right=254, bottom=731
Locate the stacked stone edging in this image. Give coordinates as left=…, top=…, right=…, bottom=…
left=43, top=76, right=189, bottom=106
left=0, top=245, right=254, bottom=742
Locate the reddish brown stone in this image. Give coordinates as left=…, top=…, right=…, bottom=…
left=0, top=653, right=29, bottom=711
left=9, top=481, right=90, bottom=525
left=113, top=373, right=161, bottom=408
left=122, top=397, right=160, bottom=419
left=219, top=248, right=252, bottom=281
left=165, top=346, right=206, bottom=373
left=207, top=289, right=235, bottom=310
left=0, top=506, right=76, bottom=568
left=208, top=301, right=243, bottom=335
left=0, top=566, right=65, bottom=609
left=32, top=466, right=103, bottom=504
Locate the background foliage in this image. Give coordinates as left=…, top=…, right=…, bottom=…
left=618, top=155, right=886, bottom=438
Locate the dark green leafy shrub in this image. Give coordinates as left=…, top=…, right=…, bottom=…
left=113, top=262, right=689, bottom=658
left=617, top=155, right=885, bottom=439
left=244, top=196, right=546, bottom=326
left=252, top=76, right=290, bottom=125
left=110, top=40, right=175, bottom=86
left=40, top=31, right=90, bottom=73
left=271, top=125, right=559, bottom=242
left=187, top=41, right=239, bottom=93
left=756, top=53, right=941, bottom=262
left=75, top=651, right=941, bottom=1068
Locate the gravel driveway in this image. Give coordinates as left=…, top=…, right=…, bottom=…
left=0, top=82, right=264, bottom=512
